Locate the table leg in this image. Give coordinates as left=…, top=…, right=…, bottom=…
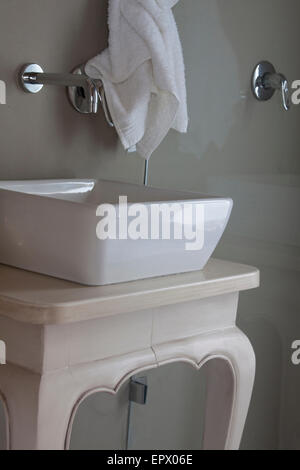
left=154, top=327, right=256, bottom=450
left=0, top=364, right=81, bottom=450
left=0, top=349, right=156, bottom=450
left=202, top=330, right=256, bottom=450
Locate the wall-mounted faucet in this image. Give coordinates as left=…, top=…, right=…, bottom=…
left=19, top=63, right=151, bottom=187
left=19, top=63, right=114, bottom=126
left=252, top=61, right=291, bottom=111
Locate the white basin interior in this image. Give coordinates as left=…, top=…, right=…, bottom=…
left=0, top=179, right=226, bottom=204
left=0, top=179, right=233, bottom=285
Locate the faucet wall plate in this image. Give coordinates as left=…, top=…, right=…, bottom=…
left=20, top=64, right=44, bottom=94
left=252, top=60, right=291, bottom=111
left=252, top=61, right=276, bottom=101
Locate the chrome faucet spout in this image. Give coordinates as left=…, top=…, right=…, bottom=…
left=22, top=71, right=89, bottom=89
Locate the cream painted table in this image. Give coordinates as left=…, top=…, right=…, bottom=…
left=0, top=259, right=259, bottom=451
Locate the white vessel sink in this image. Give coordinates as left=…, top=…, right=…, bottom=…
left=0, top=179, right=232, bottom=285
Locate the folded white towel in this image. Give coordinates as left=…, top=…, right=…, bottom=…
left=85, top=0, right=188, bottom=160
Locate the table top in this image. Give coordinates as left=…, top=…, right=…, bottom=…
left=0, top=259, right=259, bottom=325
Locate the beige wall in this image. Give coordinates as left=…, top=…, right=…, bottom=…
left=0, top=0, right=300, bottom=450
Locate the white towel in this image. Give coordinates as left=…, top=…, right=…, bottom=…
left=85, top=0, right=188, bottom=160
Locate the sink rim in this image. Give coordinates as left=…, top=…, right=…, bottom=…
left=0, top=178, right=233, bottom=209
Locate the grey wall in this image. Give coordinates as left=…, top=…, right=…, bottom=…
left=0, top=0, right=144, bottom=183
left=0, top=0, right=300, bottom=450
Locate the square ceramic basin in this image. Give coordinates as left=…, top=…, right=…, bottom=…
left=0, top=179, right=232, bottom=285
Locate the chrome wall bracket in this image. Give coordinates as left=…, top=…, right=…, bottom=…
left=19, top=63, right=114, bottom=125
left=129, top=376, right=148, bottom=405
left=252, top=61, right=291, bottom=111
left=20, top=63, right=45, bottom=94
